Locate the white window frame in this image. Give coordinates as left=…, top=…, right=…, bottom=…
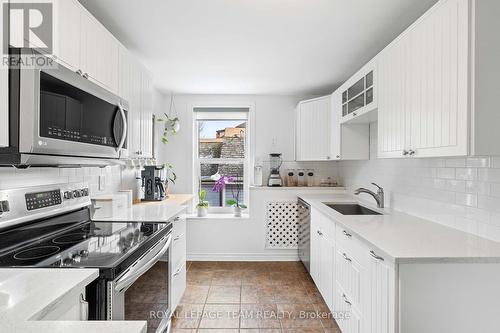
left=192, top=105, right=254, bottom=214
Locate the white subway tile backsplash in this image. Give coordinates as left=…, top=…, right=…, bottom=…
left=456, top=168, right=478, bottom=181
left=466, top=157, right=490, bottom=168
left=436, top=168, right=455, bottom=179
left=456, top=193, right=478, bottom=207
left=338, top=123, right=500, bottom=243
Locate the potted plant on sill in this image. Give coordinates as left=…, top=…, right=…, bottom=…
left=196, top=190, right=209, bottom=217
left=212, top=172, right=247, bottom=218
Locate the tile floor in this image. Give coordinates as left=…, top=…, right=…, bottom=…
left=172, top=261, right=342, bottom=333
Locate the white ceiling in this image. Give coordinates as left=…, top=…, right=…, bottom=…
left=79, top=0, right=437, bottom=95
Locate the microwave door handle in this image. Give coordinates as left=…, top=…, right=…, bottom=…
left=116, top=104, right=127, bottom=153
left=114, top=234, right=172, bottom=293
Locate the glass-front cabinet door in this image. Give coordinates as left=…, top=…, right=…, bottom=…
left=339, top=60, right=377, bottom=123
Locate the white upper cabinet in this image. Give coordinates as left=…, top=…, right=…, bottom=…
left=140, top=72, right=154, bottom=159
left=296, top=96, right=332, bottom=161
left=53, top=0, right=81, bottom=72
left=296, top=94, right=369, bottom=161
left=377, top=0, right=500, bottom=158
left=339, top=59, right=378, bottom=124
left=0, top=0, right=8, bottom=148
left=53, top=0, right=120, bottom=95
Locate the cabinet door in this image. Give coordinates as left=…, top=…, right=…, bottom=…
left=80, top=11, right=98, bottom=83
left=319, top=232, right=335, bottom=311
left=140, top=72, right=154, bottom=158
left=128, top=63, right=143, bottom=157
left=296, top=97, right=331, bottom=161
left=330, top=92, right=341, bottom=160
left=54, top=0, right=81, bottom=72
left=171, top=261, right=187, bottom=312
left=368, top=253, right=396, bottom=333
left=377, top=36, right=409, bottom=159
left=0, top=0, right=8, bottom=148
left=310, top=211, right=321, bottom=285
left=407, top=0, right=468, bottom=157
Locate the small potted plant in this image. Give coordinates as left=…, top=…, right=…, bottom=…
left=226, top=174, right=247, bottom=217
left=196, top=190, right=209, bottom=217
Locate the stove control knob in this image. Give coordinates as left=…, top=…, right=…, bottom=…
left=79, top=189, right=85, bottom=197
left=64, top=191, right=72, bottom=199
left=83, top=188, right=89, bottom=196
left=62, top=258, right=74, bottom=266
left=73, top=190, right=81, bottom=198
left=79, top=250, right=89, bottom=258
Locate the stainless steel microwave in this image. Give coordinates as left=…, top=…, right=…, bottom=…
left=0, top=49, right=129, bottom=167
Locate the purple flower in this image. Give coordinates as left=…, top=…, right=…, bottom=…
left=212, top=175, right=234, bottom=192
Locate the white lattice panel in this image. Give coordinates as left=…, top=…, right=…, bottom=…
left=266, top=202, right=299, bottom=249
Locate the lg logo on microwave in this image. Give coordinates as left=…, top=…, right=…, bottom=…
left=3, top=2, right=53, bottom=54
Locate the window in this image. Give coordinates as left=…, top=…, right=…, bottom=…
left=193, top=107, right=250, bottom=213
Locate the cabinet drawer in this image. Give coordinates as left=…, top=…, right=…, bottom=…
left=335, top=245, right=362, bottom=308
left=172, top=232, right=186, bottom=269
left=335, top=282, right=362, bottom=333
left=172, top=213, right=186, bottom=238
left=336, top=227, right=368, bottom=262
left=171, top=261, right=187, bottom=311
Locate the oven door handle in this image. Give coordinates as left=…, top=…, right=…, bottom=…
left=114, top=233, right=171, bottom=293
left=115, top=103, right=127, bottom=153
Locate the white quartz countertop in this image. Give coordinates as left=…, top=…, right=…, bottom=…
left=299, top=193, right=500, bottom=263
left=0, top=268, right=146, bottom=333
left=92, top=194, right=193, bottom=222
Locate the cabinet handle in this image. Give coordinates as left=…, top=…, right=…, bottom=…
left=76, top=69, right=83, bottom=76
left=83, top=73, right=89, bottom=79
left=336, top=155, right=340, bottom=159
left=408, top=150, right=416, bottom=156
left=174, top=233, right=184, bottom=241
left=342, top=253, right=352, bottom=262
left=173, top=216, right=180, bottom=222
left=80, top=293, right=89, bottom=321
left=402, top=150, right=409, bottom=156
left=352, top=112, right=357, bottom=116
left=342, top=293, right=352, bottom=306
left=370, top=250, right=384, bottom=261
left=173, top=267, right=182, bottom=277
left=317, top=230, right=323, bottom=236
left=343, top=230, right=352, bottom=238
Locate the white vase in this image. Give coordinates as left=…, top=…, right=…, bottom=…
left=234, top=206, right=243, bottom=218
left=197, top=206, right=208, bottom=217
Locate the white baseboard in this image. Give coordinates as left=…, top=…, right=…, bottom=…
left=187, top=252, right=300, bottom=261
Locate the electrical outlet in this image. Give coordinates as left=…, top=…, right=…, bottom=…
left=98, top=175, right=106, bottom=191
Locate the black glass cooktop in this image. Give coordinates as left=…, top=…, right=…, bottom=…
left=0, top=208, right=169, bottom=268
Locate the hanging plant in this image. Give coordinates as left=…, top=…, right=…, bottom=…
left=156, top=93, right=180, bottom=144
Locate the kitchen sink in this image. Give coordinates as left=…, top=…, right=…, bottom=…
left=324, top=203, right=382, bottom=215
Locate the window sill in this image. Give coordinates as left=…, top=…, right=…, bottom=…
left=187, top=213, right=250, bottom=221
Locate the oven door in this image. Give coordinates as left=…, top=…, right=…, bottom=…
left=16, top=50, right=129, bottom=160
left=108, top=233, right=172, bottom=333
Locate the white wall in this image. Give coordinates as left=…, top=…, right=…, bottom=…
left=156, top=94, right=340, bottom=194
left=156, top=94, right=340, bottom=260
left=339, top=123, right=500, bottom=242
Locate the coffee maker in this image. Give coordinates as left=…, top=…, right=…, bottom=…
left=141, top=165, right=167, bottom=201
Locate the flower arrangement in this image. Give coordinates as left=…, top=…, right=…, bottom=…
left=211, top=172, right=246, bottom=217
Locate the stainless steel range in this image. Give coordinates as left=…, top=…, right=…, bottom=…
left=0, top=182, right=172, bottom=332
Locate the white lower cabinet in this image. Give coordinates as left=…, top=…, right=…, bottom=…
left=310, top=208, right=335, bottom=309
left=170, top=210, right=187, bottom=312
left=310, top=210, right=395, bottom=333
left=38, top=288, right=89, bottom=321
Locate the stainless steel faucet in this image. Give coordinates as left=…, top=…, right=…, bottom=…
left=354, top=183, right=384, bottom=208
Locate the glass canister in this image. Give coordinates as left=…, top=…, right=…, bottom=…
left=297, top=169, right=306, bottom=187
left=307, top=169, right=315, bottom=187
left=286, top=169, right=297, bottom=187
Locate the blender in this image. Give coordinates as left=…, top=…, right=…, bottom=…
left=267, top=153, right=283, bottom=187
